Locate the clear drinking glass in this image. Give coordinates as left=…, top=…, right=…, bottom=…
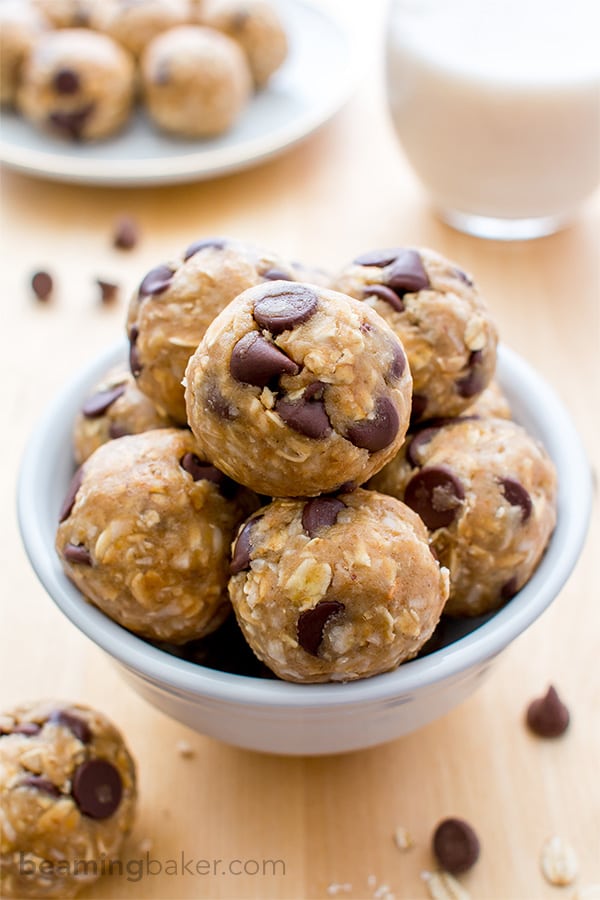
left=386, top=0, right=600, bottom=239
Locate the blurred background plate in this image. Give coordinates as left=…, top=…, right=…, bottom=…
left=0, top=0, right=355, bottom=186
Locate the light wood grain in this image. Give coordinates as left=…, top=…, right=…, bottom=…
left=1, top=2, right=599, bottom=897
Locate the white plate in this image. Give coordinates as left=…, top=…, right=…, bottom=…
left=0, top=0, right=355, bottom=186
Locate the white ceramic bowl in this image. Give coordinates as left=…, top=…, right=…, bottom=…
left=18, top=342, right=591, bottom=755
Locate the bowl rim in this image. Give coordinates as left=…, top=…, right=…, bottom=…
left=17, top=341, right=592, bottom=709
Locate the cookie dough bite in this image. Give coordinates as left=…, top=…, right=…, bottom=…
left=0, top=1, right=46, bottom=107
left=56, top=428, right=259, bottom=644
left=369, top=417, right=557, bottom=617
left=332, top=247, right=498, bottom=423
left=0, top=700, right=136, bottom=899
left=18, top=29, right=135, bottom=141
left=198, top=0, right=288, bottom=88
left=465, top=379, right=512, bottom=419
left=88, top=0, right=190, bottom=59
left=229, top=489, right=449, bottom=682
left=141, top=25, right=251, bottom=138
left=126, top=237, right=300, bottom=423
left=185, top=281, right=413, bottom=497
left=72, top=365, right=173, bottom=465
left=32, top=0, right=94, bottom=28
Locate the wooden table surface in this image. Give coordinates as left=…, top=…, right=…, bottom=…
left=1, top=3, right=599, bottom=898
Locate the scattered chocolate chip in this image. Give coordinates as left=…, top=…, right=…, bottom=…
left=48, top=103, right=94, bottom=140
left=183, top=237, right=227, bottom=261
left=364, top=284, right=405, bottom=312
left=455, top=268, right=474, bottom=286
left=53, top=68, right=80, bottom=94
left=113, top=216, right=139, bottom=250
left=82, top=384, right=126, bottom=419
left=253, top=284, right=318, bottom=334
left=180, top=452, right=226, bottom=488
left=230, top=517, right=260, bottom=575
left=432, top=818, right=481, bottom=874
left=20, top=776, right=61, bottom=797
left=71, top=759, right=122, bottom=819
left=455, top=350, right=486, bottom=398
left=261, top=267, right=293, bottom=281
left=12, top=723, right=41, bottom=736
left=230, top=332, right=299, bottom=387
left=58, top=466, right=84, bottom=523
left=297, top=600, right=345, bottom=656
left=404, top=466, right=465, bottom=530
left=96, top=279, right=119, bottom=305
left=386, top=249, right=429, bottom=295
left=129, top=326, right=142, bottom=377
left=206, top=384, right=235, bottom=420
left=501, top=576, right=519, bottom=600
left=63, top=543, right=92, bottom=566
left=526, top=686, right=570, bottom=737
left=49, top=710, right=92, bottom=743
left=346, top=396, right=399, bottom=452
left=138, top=264, right=174, bottom=298
left=410, top=394, right=428, bottom=424
left=353, top=248, right=400, bottom=267
left=108, top=423, right=130, bottom=439
left=500, top=477, right=532, bottom=522
left=275, top=395, right=331, bottom=439
left=302, top=497, right=346, bottom=538
left=389, top=343, right=406, bottom=381
left=31, top=270, right=53, bottom=301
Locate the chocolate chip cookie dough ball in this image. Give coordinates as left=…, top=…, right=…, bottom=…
left=32, top=0, right=94, bottom=28
left=72, top=366, right=173, bottom=465
left=198, top=0, right=288, bottom=88
left=0, top=2, right=46, bottom=107
left=369, top=418, right=557, bottom=616
left=56, top=429, right=258, bottom=643
left=0, top=700, right=136, bottom=899
left=185, top=281, right=413, bottom=497
left=18, top=30, right=135, bottom=141
left=229, top=489, right=449, bottom=682
left=332, top=247, right=498, bottom=423
left=141, top=25, right=251, bottom=138
left=126, top=237, right=300, bottom=423
left=89, top=0, right=190, bottom=59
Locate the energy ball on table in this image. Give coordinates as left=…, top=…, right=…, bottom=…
left=141, top=25, right=251, bottom=138
left=369, top=417, right=557, bottom=616
left=198, top=0, right=288, bottom=88
left=18, top=30, right=135, bottom=141
left=72, top=366, right=173, bottom=465
left=332, top=247, right=498, bottom=423
left=32, top=0, right=94, bottom=28
left=0, top=2, right=46, bottom=107
left=56, top=428, right=258, bottom=643
left=88, top=0, right=190, bottom=59
left=229, top=489, right=449, bottom=682
left=186, top=281, right=413, bottom=497
left=126, top=237, right=301, bottom=423
left=0, top=700, right=136, bottom=899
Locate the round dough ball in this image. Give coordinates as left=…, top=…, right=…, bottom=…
left=126, top=237, right=303, bottom=423
left=89, top=0, right=190, bottom=59
left=332, top=247, right=498, bottom=422
left=72, top=365, right=173, bottom=465
left=465, top=379, right=511, bottom=419
left=198, top=0, right=288, bottom=88
left=185, top=281, right=413, bottom=497
left=369, top=417, right=557, bottom=616
left=0, top=700, right=136, bottom=899
left=229, top=489, right=449, bottom=682
left=141, top=25, right=251, bottom=137
left=32, top=0, right=94, bottom=28
left=18, top=29, right=135, bottom=141
left=0, top=1, right=47, bottom=107
left=56, top=428, right=258, bottom=643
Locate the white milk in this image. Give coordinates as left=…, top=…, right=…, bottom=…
left=386, top=0, right=600, bottom=234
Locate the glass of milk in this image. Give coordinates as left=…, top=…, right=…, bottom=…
left=386, top=0, right=600, bottom=239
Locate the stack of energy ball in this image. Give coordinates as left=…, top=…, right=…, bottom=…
left=0, top=0, right=287, bottom=139
left=56, top=239, right=558, bottom=683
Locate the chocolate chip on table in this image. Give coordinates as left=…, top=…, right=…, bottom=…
left=129, top=326, right=142, bottom=377
left=49, top=710, right=92, bottom=744
left=302, top=497, right=346, bottom=538
left=180, top=452, right=226, bottom=488
left=353, top=248, right=401, bottom=268
left=230, top=517, right=261, bottom=575
left=500, top=477, right=532, bottom=522
left=386, top=249, right=430, bottom=295
left=138, top=264, right=174, bottom=298
left=404, top=465, right=465, bottom=530
left=183, top=237, right=227, bottom=261
left=48, top=103, right=94, bottom=140
left=364, top=283, right=406, bottom=312
left=63, top=543, right=92, bottom=566
left=346, top=396, right=400, bottom=452
left=297, top=600, right=345, bottom=656
left=71, top=759, right=122, bottom=819
left=275, top=395, right=331, bottom=439
left=230, top=332, right=299, bottom=387
left=20, top=776, right=61, bottom=797
left=432, top=817, right=481, bottom=874
left=455, top=350, right=486, bottom=398
left=82, top=383, right=126, bottom=418
left=31, top=270, right=53, bottom=301
left=58, top=466, right=84, bottom=523
left=113, top=216, right=139, bottom=250
left=526, top=686, right=570, bottom=737
left=53, top=68, right=80, bottom=94
left=253, top=284, right=318, bottom=334
left=96, top=279, right=119, bottom=305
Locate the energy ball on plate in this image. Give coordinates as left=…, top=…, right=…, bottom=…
left=141, top=25, right=251, bottom=137
left=72, top=365, right=173, bottom=465
left=56, top=428, right=258, bottom=643
left=88, top=0, right=190, bottom=59
left=0, top=700, right=136, bottom=899
left=0, top=1, right=47, bottom=107
left=32, top=0, right=94, bottom=28
left=332, top=247, right=498, bottom=422
left=228, top=489, right=449, bottom=682
left=126, top=237, right=300, bottom=423
left=18, top=29, right=135, bottom=141
left=185, top=281, right=413, bottom=497
left=369, top=417, right=557, bottom=616
left=198, top=0, right=288, bottom=88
